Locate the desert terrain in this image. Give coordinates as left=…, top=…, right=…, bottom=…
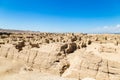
left=0, top=30, right=120, bottom=80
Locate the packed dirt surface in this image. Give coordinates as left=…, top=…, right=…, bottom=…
left=0, top=31, right=120, bottom=80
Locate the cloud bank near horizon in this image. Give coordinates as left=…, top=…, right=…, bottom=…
left=90, top=24, right=120, bottom=33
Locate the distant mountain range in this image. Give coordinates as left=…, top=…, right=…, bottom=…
left=0, top=28, right=120, bottom=34
left=0, top=28, right=40, bottom=33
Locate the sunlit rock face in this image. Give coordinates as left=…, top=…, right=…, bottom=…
left=0, top=31, right=120, bottom=80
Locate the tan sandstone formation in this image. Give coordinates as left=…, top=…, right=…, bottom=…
left=0, top=31, right=120, bottom=80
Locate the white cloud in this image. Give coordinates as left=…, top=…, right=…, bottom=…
left=91, top=24, right=120, bottom=33
left=103, top=26, right=109, bottom=29
left=116, top=24, right=120, bottom=28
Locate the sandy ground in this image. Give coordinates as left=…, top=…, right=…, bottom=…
left=0, top=57, right=77, bottom=80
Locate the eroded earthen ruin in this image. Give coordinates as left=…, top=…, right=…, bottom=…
left=0, top=31, right=120, bottom=80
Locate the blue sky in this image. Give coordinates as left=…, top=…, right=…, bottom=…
left=0, top=0, right=120, bottom=33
